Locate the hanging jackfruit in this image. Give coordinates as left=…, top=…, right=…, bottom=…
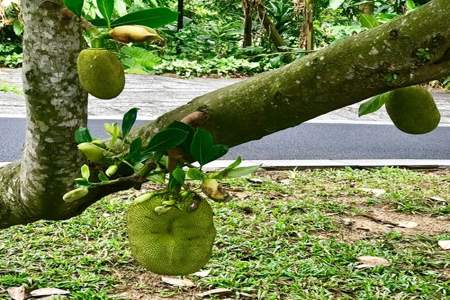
left=385, top=86, right=441, bottom=134
left=127, top=192, right=216, bottom=275
left=77, top=48, right=125, bottom=99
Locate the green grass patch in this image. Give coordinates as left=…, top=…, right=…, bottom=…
left=0, top=81, right=22, bottom=95
left=0, top=168, right=449, bottom=299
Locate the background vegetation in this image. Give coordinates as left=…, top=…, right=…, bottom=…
left=2, top=0, right=448, bottom=88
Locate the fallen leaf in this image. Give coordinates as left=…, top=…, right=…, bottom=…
left=196, top=288, right=232, bottom=298
left=279, top=179, right=291, bottom=185
left=396, top=221, right=418, bottom=229
left=355, top=224, right=374, bottom=232
left=438, top=240, right=450, bottom=250
left=238, top=291, right=257, bottom=298
left=441, top=268, right=450, bottom=280
left=429, top=196, right=447, bottom=203
left=360, top=188, right=386, bottom=197
left=7, top=286, right=28, bottom=300
left=247, top=178, right=263, bottom=184
left=342, top=218, right=355, bottom=226
left=356, top=256, right=390, bottom=269
left=161, top=276, right=195, bottom=287
left=30, top=288, right=70, bottom=297
left=232, top=191, right=251, bottom=200
left=193, top=270, right=210, bottom=277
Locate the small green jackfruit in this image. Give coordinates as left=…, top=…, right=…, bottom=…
left=385, top=86, right=441, bottom=134
left=127, top=192, right=216, bottom=275
left=105, top=165, right=118, bottom=177
left=77, top=48, right=125, bottom=99
left=78, top=142, right=106, bottom=162
left=63, top=187, right=88, bottom=203
left=109, top=25, right=163, bottom=43
left=201, top=179, right=230, bottom=202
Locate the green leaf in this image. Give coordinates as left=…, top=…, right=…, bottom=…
left=190, top=128, right=228, bottom=166
left=64, top=0, right=84, bottom=16
left=406, top=0, right=416, bottom=11
left=74, top=178, right=90, bottom=187
left=168, top=166, right=185, bottom=192
left=98, top=171, right=109, bottom=182
left=119, top=47, right=161, bottom=73
left=111, top=8, right=177, bottom=28
left=329, top=0, right=345, bottom=10
left=190, top=128, right=212, bottom=166
left=187, top=168, right=205, bottom=180
left=75, top=127, right=93, bottom=144
left=358, top=14, right=380, bottom=29
left=96, top=0, right=114, bottom=27
left=144, top=128, right=188, bottom=154
left=147, top=171, right=166, bottom=184
left=81, top=164, right=90, bottom=180
left=171, top=166, right=185, bottom=184
left=12, top=20, right=23, bottom=36
left=208, top=145, right=229, bottom=163
left=226, top=165, right=261, bottom=178
left=104, top=123, right=121, bottom=139
left=167, top=121, right=194, bottom=153
left=358, top=94, right=388, bottom=117
left=122, top=108, right=139, bottom=138
left=126, top=137, right=142, bottom=163
left=215, top=156, right=242, bottom=179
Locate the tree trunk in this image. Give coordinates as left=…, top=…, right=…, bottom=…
left=242, top=0, right=253, bottom=47
left=177, top=0, right=184, bottom=31
left=293, top=0, right=304, bottom=49
left=1, top=0, right=450, bottom=228
left=359, top=0, right=375, bottom=15
left=255, top=0, right=285, bottom=49
left=0, top=0, right=88, bottom=228
left=300, top=0, right=314, bottom=50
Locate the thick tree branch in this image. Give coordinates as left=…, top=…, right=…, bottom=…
left=136, top=0, right=450, bottom=147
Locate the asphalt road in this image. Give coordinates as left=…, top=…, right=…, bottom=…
left=0, top=118, right=449, bottom=162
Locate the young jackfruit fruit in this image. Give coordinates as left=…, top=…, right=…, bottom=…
left=77, top=48, right=125, bottom=99
left=385, top=86, right=441, bottom=134
left=109, top=25, right=163, bottom=44
left=127, top=192, right=216, bottom=275
left=77, top=142, right=106, bottom=162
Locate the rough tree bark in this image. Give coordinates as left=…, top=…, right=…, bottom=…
left=0, top=0, right=449, bottom=228
left=254, top=0, right=285, bottom=49
left=177, top=0, right=184, bottom=31
left=242, top=0, right=253, bottom=47
left=300, top=0, right=314, bottom=50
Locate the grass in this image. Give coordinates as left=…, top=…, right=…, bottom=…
left=0, top=167, right=449, bottom=299
left=0, top=81, right=22, bottom=95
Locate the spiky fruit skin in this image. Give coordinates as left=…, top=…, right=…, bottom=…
left=385, top=86, right=441, bottom=134
left=77, top=49, right=125, bottom=100
left=127, top=192, right=216, bottom=276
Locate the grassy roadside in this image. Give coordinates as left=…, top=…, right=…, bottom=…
left=0, top=167, right=449, bottom=299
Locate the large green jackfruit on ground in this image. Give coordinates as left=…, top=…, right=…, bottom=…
left=77, top=48, right=125, bottom=99
left=127, top=192, right=216, bottom=275
left=385, top=86, right=441, bottom=134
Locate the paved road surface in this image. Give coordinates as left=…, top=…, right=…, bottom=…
left=1, top=68, right=450, bottom=123
left=1, top=118, right=448, bottom=162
